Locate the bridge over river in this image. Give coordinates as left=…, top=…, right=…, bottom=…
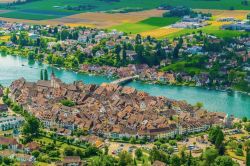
left=110, top=75, right=139, bottom=85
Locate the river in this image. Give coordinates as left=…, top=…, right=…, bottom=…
left=0, top=54, right=250, bottom=118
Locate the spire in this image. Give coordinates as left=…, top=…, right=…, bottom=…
left=51, top=69, right=55, bottom=77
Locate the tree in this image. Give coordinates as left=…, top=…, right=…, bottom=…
left=245, top=123, right=250, bottom=132
left=135, top=148, right=143, bottom=160
left=3, top=157, right=12, bottom=165
left=32, top=150, right=40, bottom=158
left=242, top=117, right=248, bottom=122
left=170, top=154, right=181, bottom=166
left=28, top=52, right=35, bottom=61
left=44, top=69, right=48, bottom=80
left=122, top=49, right=127, bottom=65
left=195, top=102, right=204, bottom=109
left=10, top=33, right=17, bottom=44
left=215, top=130, right=224, bottom=149
left=64, top=146, right=75, bottom=156
left=209, top=127, right=224, bottom=145
left=118, top=151, right=133, bottom=166
left=246, top=148, right=250, bottom=166
left=204, top=148, right=219, bottom=166
left=114, top=45, right=121, bottom=61
left=214, top=156, right=235, bottom=166
left=149, top=147, right=169, bottom=163
left=40, top=69, right=44, bottom=80
left=22, top=116, right=40, bottom=138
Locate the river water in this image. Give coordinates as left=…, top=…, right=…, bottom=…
left=0, top=55, right=249, bottom=118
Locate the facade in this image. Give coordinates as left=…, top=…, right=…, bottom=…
left=0, top=116, right=24, bottom=131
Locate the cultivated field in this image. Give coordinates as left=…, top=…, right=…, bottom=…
left=0, top=9, right=165, bottom=28
left=58, top=10, right=165, bottom=28
left=195, top=9, right=250, bottom=20
left=140, top=27, right=182, bottom=38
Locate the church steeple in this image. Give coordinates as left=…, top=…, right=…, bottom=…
left=51, top=69, right=55, bottom=79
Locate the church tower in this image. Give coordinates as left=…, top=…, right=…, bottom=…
left=51, top=69, right=56, bottom=88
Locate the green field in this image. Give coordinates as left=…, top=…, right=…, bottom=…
left=0, top=0, right=249, bottom=20
left=0, top=11, right=59, bottom=20
left=111, top=17, right=180, bottom=34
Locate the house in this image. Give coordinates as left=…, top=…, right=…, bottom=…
left=20, top=161, right=34, bottom=166
left=13, top=153, right=35, bottom=162
left=0, top=104, right=8, bottom=113
left=25, top=142, right=40, bottom=153
left=57, top=156, right=82, bottom=166
left=0, top=136, right=18, bottom=151
left=0, top=149, right=14, bottom=158
left=0, top=116, right=24, bottom=131
left=125, top=50, right=137, bottom=61
left=0, top=87, right=3, bottom=97
left=95, top=50, right=105, bottom=57
left=152, top=160, right=166, bottom=166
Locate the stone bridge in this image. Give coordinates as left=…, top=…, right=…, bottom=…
left=110, top=75, right=139, bottom=85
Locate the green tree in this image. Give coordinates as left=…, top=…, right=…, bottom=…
left=135, top=148, right=143, bottom=159
left=204, top=148, right=219, bottom=166
left=214, top=156, right=235, bottom=166
left=195, top=102, right=204, bottom=109
left=22, top=116, right=40, bottom=138
left=118, top=151, right=133, bottom=166
left=246, top=148, right=250, bottom=166
left=44, top=69, right=48, bottom=80
left=245, top=123, right=250, bottom=132
left=40, top=69, right=44, bottom=80
left=242, top=117, right=248, bottom=122
left=170, top=154, right=181, bottom=166
left=64, top=146, right=75, bottom=156
left=215, top=130, right=224, bottom=149
left=10, top=33, right=17, bottom=44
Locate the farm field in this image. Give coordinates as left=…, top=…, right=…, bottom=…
left=0, top=9, right=165, bottom=28
left=0, top=0, right=249, bottom=20
left=195, top=9, right=250, bottom=20
left=110, top=17, right=180, bottom=34
left=140, top=27, right=182, bottom=38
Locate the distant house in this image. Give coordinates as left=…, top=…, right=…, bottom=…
left=56, top=156, right=82, bottom=166
left=152, top=160, right=166, bottom=166
left=28, top=33, right=39, bottom=40
left=0, top=116, right=24, bottom=131
left=25, top=142, right=40, bottom=153
left=12, top=153, right=35, bottom=162
left=0, top=87, right=3, bottom=97
left=0, top=104, right=8, bottom=113
left=125, top=50, right=137, bottom=61
left=0, top=136, right=19, bottom=151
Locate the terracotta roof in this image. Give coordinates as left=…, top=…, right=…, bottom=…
left=63, top=156, right=81, bottom=163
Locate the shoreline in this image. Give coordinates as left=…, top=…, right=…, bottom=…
left=5, top=52, right=250, bottom=97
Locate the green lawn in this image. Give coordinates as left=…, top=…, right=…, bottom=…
left=111, top=17, right=180, bottom=34
left=0, top=0, right=249, bottom=20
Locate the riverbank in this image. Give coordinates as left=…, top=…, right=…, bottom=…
left=1, top=55, right=250, bottom=118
